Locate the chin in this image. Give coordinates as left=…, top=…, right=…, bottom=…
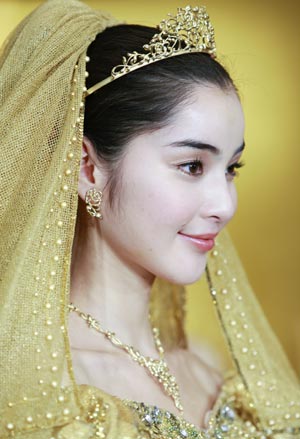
left=157, top=255, right=208, bottom=286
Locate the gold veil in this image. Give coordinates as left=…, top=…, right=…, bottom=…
left=0, top=0, right=299, bottom=437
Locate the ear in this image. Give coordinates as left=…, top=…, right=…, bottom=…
left=78, top=136, right=105, bottom=202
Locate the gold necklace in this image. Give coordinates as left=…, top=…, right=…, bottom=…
left=68, top=303, right=184, bottom=413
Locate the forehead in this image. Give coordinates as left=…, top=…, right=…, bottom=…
left=162, top=85, right=245, bottom=152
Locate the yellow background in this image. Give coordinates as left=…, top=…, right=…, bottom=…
left=1, top=0, right=299, bottom=373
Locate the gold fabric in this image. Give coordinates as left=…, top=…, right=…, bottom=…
left=0, top=0, right=299, bottom=438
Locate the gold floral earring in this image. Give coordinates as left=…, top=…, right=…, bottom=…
left=85, top=188, right=103, bottom=219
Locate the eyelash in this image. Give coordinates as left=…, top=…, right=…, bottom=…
left=178, top=160, right=245, bottom=178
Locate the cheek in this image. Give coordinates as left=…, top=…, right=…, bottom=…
left=229, top=184, right=238, bottom=221
left=126, top=177, right=196, bottom=231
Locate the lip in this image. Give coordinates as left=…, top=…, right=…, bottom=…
left=178, top=232, right=218, bottom=252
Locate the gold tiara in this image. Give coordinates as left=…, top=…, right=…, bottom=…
left=86, top=5, right=216, bottom=96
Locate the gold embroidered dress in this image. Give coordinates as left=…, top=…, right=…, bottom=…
left=0, top=1, right=300, bottom=438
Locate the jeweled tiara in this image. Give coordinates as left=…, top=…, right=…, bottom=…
left=86, top=5, right=216, bottom=96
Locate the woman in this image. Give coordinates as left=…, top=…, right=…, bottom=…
left=0, top=0, right=299, bottom=438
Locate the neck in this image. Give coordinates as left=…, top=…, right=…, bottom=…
left=69, top=203, right=156, bottom=355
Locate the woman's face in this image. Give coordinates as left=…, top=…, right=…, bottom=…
left=99, top=85, right=245, bottom=285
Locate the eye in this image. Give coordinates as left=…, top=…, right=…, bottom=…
left=226, top=161, right=245, bottom=179
left=178, top=160, right=203, bottom=176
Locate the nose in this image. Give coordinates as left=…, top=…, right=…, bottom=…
left=199, top=175, right=237, bottom=225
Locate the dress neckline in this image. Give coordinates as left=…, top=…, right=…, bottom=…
left=120, top=381, right=225, bottom=434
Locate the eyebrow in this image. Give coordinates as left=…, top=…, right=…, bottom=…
left=167, top=140, right=245, bottom=157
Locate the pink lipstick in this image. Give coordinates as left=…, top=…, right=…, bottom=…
left=178, top=232, right=217, bottom=252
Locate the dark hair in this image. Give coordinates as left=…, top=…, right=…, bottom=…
left=84, top=24, right=236, bottom=206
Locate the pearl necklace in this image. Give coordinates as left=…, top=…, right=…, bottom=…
left=68, top=303, right=183, bottom=413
